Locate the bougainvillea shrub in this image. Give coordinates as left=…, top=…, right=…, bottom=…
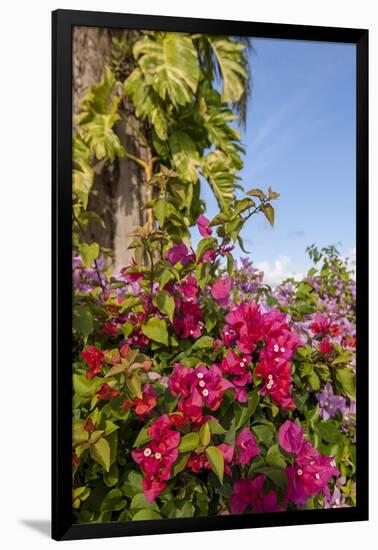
left=71, top=30, right=356, bottom=523
left=72, top=227, right=356, bottom=521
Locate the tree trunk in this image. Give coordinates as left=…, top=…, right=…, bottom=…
left=73, top=27, right=147, bottom=270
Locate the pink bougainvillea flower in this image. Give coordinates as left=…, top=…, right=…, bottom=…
left=165, top=243, right=189, bottom=265
left=236, top=428, right=260, bottom=465
left=192, top=364, right=234, bottom=411
left=248, top=475, right=283, bottom=513
left=168, top=363, right=193, bottom=398
left=311, top=313, right=331, bottom=336
left=178, top=275, right=199, bottom=300
left=123, top=384, right=157, bottom=417
left=72, top=452, right=79, bottom=466
left=285, top=443, right=339, bottom=505
left=279, top=421, right=339, bottom=505
left=187, top=444, right=234, bottom=476
left=343, top=335, right=356, bottom=348
left=221, top=326, right=238, bottom=347
left=211, top=277, right=232, bottom=308
left=278, top=420, right=304, bottom=454
left=83, top=417, right=95, bottom=432
left=101, top=322, right=118, bottom=337
left=330, top=323, right=342, bottom=337
left=199, top=248, right=216, bottom=263
left=173, top=300, right=203, bottom=339
left=230, top=476, right=282, bottom=514
left=197, top=214, right=213, bottom=237
left=220, top=350, right=252, bottom=403
left=132, top=415, right=181, bottom=502
left=142, top=476, right=167, bottom=503
left=187, top=452, right=209, bottom=473
left=148, top=414, right=181, bottom=452
left=225, top=302, right=265, bottom=354
left=80, top=345, right=106, bottom=380
left=318, top=337, right=334, bottom=356
left=96, top=383, right=120, bottom=401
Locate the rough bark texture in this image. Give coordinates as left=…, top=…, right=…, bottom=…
left=73, top=27, right=146, bottom=270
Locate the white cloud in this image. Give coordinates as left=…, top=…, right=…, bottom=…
left=256, top=255, right=303, bottom=287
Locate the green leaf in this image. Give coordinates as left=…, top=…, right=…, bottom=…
left=153, top=291, right=175, bottom=323
left=73, top=374, right=100, bottom=398
left=252, top=424, right=274, bottom=447
left=153, top=198, right=167, bottom=226
left=245, top=188, right=266, bottom=200
left=169, top=131, right=200, bottom=183
left=262, top=203, right=275, bottom=227
left=100, top=488, right=126, bottom=513
left=141, top=317, right=169, bottom=346
left=263, top=467, right=288, bottom=491
left=134, top=33, right=199, bottom=106
left=133, top=425, right=152, bottom=448
left=90, top=437, right=111, bottom=471
left=179, top=432, right=200, bottom=453
left=308, top=370, right=320, bottom=391
left=196, top=237, right=217, bottom=263
left=318, top=420, right=342, bottom=444
left=332, top=352, right=351, bottom=366
left=335, top=366, right=356, bottom=400
left=266, top=444, right=287, bottom=469
left=104, top=462, right=119, bottom=487
left=132, top=509, right=162, bottom=521
left=79, top=242, right=100, bottom=268
left=235, top=391, right=259, bottom=430
left=130, top=493, right=159, bottom=511
left=122, top=471, right=143, bottom=497
left=199, top=422, right=211, bottom=447
left=126, top=372, right=143, bottom=399
left=209, top=38, right=248, bottom=103
left=202, top=150, right=238, bottom=212
left=73, top=306, right=93, bottom=342
left=191, top=335, right=214, bottom=350
left=172, top=453, right=190, bottom=477
left=124, top=68, right=168, bottom=140
left=205, top=446, right=224, bottom=484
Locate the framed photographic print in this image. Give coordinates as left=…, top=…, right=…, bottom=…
left=52, top=9, right=369, bottom=541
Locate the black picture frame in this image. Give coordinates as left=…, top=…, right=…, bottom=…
left=52, top=9, right=369, bottom=541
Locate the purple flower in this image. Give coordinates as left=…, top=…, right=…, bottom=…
left=316, top=382, right=347, bottom=421
left=165, top=243, right=190, bottom=266
left=278, top=420, right=304, bottom=454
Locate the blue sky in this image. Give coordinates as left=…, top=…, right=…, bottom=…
left=194, top=38, right=356, bottom=284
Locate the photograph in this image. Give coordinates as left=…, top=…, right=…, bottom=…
left=71, top=24, right=358, bottom=526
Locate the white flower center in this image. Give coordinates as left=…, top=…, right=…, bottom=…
left=197, top=372, right=204, bottom=379
left=243, top=358, right=247, bottom=363
left=202, top=389, right=209, bottom=397
left=225, top=331, right=229, bottom=336
left=155, top=452, right=162, bottom=460
left=239, top=362, right=244, bottom=367
left=297, top=469, right=303, bottom=476
left=274, top=344, right=279, bottom=353
left=143, top=447, right=152, bottom=457
left=280, top=347, right=285, bottom=353
left=315, top=473, right=320, bottom=480
left=199, top=380, right=206, bottom=388
left=189, top=330, right=194, bottom=336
